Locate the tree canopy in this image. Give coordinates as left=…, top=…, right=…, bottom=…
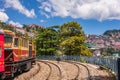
left=35, top=27, right=59, bottom=55
left=59, top=22, right=92, bottom=56
left=35, top=21, right=92, bottom=56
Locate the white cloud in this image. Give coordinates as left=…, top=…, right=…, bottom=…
left=9, top=20, right=23, bottom=27
left=0, top=11, right=9, bottom=22
left=40, top=19, right=45, bottom=22
left=37, top=0, right=43, bottom=2
left=40, top=11, right=50, bottom=18
left=39, top=0, right=120, bottom=21
left=5, top=0, right=36, bottom=18
left=0, top=9, right=5, bottom=12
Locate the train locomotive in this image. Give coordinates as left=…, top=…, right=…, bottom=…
left=0, top=29, right=36, bottom=79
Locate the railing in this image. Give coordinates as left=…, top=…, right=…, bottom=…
left=37, top=55, right=119, bottom=80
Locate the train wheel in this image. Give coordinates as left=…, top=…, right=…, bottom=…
left=1, top=73, right=6, bottom=80
left=24, top=62, right=32, bottom=71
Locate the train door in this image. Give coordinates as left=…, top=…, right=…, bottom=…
left=18, top=37, right=22, bottom=59
left=29, top=43, right=32, bottom=57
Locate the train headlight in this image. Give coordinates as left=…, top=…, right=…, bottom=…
left=0, top=62, right=4, bottom=65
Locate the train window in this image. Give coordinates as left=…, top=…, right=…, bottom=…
left=14, top=38, right=18, bottom=47
left=0, top=46, right=2, bottom=57
left=4, top=34, right=12, bottom=43
left=22, top=39, right=28, bottom=48
left=25, top=39, right=28, bottom=48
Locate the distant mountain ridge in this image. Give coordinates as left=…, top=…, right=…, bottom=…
left=103, top=29, right=120, bottom=37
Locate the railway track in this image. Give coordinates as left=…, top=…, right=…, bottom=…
left=40, top=60, right=92, bottom=80
left=14, top=60, right=112, bottom=80
left=74, top=61, right=91, bottom=80
left=37, top=60, right=52, bottom=80
left=46, top=60, right=91, bottom=80
left=25, top=63, right=41, bottom=80
left=62, top=60, right=91, bottom=80
left=38, top=60, right=62, bottom=80
left=14, top=63, right=41, bottom=80
left=66, top=61, right=92, bottom=80
left=62, top=61, right=80, bottom=80
left=85, top=63, right=108, bottom=80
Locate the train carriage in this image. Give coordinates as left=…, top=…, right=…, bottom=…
left=0, top=29, right=4, bottom=78
left=0, top=29, right=36, bottom=78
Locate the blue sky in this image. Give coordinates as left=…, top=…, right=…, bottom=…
left=0, top=0, right=120, bottom=34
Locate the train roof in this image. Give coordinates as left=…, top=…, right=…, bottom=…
left=0, top=29, right=4, bottom=34
left=3, top=30, right=15, bottom=35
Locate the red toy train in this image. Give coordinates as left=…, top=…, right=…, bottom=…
left=0, top=29, right=36, bottom=79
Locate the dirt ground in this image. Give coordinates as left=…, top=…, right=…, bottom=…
left=14, top=60, right=115, bottom=80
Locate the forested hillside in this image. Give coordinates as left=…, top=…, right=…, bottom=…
left=0, top=21, right=92, bottom=56
left=104, top=29, right=120, bottom=37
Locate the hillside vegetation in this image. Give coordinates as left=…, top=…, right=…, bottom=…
left=0, top=21, right=92, bottom=56
left=104, top=29, right=120, bottom=37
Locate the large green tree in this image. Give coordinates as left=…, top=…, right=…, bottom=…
left=35, top=27, right=59, bottom=55
left=60, top=22, right=92, bottom=56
